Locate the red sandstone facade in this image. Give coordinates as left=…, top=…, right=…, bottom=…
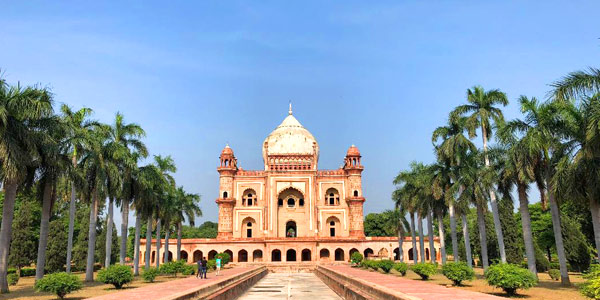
left=141, top=105, right=440, bottom=264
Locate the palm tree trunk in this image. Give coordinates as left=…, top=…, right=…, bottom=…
left=66, top=154, right=77, bottom=273
left=176, top=222, right=182, bottom=261
left=35, top=180, right=53, bottom=280
left=518, top=183, right=537, bottom=276
left=476, top=204, right=489, bottom=270
left=0, top=181, right=19, bottom=293
left=120, top=201, right=129, bottom=265
left=155, top=218, right=161, bottom=268
left=410, top=213, right=418, bottom=264
left=398, top=227, right=404, bottom=262
left=427, top=211, right=436, bottom=264
left=437, top=211, right=447, bottom=264
left=589, top=198, right=600, bottom=262
left=462, top=214, right=472, bottom=268
left=86, top=190, right=99, bottom=282
left=163, top=222, right=170, bottom=263
left=66, top=183, right=77, bottom=273
left=133, top=212, right=141, bottom=276
left=105, top=198, right=114, bottom=267
left=547, top=173, right=571, bottom=285
left=449, top=202, right=459, bottom=262
left=145, top=216, right=152, bottom=270
left=481, top=126, right=507, bottom=264
left=418, top=213, right=425, bottom=263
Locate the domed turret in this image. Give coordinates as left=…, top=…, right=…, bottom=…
left=346, top=144, right=360, bottom=156
left=219, top=144, right=237, bottom=169
left=262, top=103, right=319, bottom=171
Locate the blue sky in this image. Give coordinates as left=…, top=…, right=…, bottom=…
left=2, top=1, right=599, bottom=235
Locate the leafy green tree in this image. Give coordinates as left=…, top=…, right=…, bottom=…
left=8, top=197, right=38, bottom=270
left=498, top=194, right=523, bottom=264
left=45, top=219, right=68, bottom=273
left=364, top=212, right=395, bottom=237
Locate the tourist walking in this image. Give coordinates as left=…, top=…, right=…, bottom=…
left=216, top=256, right=221, bottom=276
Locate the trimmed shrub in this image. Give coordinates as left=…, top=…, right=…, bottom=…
left=379, top=260, right=394, bottom=273
left=7, top=268, right=16, bottom=275
left=207, top=259, right=216, bottom=270
left=97, top=264, right=134, bottom=289
left=182, top=264, right=195, bottom=276
left=393, top=262, right=408, bottom=276
left=411, top=263, right=437, bottom=280
left=548, top=269, right=560, bottom=281
left=351, top=252, right=363, bottom=265
left=20, top=267, right=36, bottom=277
left=142, top=267, right=160, bottom=283
left=484, top=264, right=537, bottom=296
left=581, top=277, right=600, bottom=299
left=159, top=261, right=180, bottom=277
left=8, top=273, right=19, bottom=286
left=216, top=252, right=230, bottom=265
left=35, top=272, right=82, bottom=300
left=441, top=262, right=474, bottom=286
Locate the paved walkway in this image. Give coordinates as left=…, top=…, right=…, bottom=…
left=88, top=267, right=253, bottom=300
left=326, top=265, right=504, bottom=300
left=237, top=272, right=341, bottom=300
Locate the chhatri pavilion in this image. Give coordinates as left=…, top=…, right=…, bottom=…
left=141, top=105, right=440, bottom=264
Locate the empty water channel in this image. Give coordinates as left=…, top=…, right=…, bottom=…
left=236, top=272, right=341, bottom=300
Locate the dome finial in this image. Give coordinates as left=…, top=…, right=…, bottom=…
left=288, top=101, right=293, bottom=115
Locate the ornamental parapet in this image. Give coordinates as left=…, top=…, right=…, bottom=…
left=317, top=169, right=345, bottom=176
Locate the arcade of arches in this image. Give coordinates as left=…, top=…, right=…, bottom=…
left=140, top=107, right=441, bottom=265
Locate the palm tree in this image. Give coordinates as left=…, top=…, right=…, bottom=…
left=80, top=126, right=118, bottom=281
left=0, top=78, right=54, bottom=293
left=173, top=187, right=201, bottom=261
left=104, top=112, right=147, bottom=266
left=432, top=114, right=476, bottom=263
left=554, top=95, right=600, bottom=261
left=132, top=164, right=162, bottom=272
left=452, top=86, right=509, bottom=264
left=507, top=96, right=571, bottom=285
left=393, top=163, right=422, bottom=264
left=60, top=104, right=96, bottom=273
left=455, top=150, right=493, bottom=270
left=387, top=205, right=409, bottom=262
left=430, top=162, right=450, bottom=264
left=35, top=114, right=71, bottom=280
left=552, top=67, right=600, bottom=101
left=153, top=155, right=177, bottom=267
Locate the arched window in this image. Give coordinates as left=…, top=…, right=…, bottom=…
left=242, top=217, right=256, bottom=238
left=325, top=188, right=340, bottom=206
left=353, top=190, right=359, bottom=197
left=299, top=198, right=304, bottom=206
left=242, top=189, right=257, bottom=206
left=287, top=198, right=295, bottom=207
left=223, top=191, right=228, bottom=198
left=286, top=221, right=297, bottom=238
left=278, top=198, right=283, bottom=206
left=326, top=216, right=340, bottom=237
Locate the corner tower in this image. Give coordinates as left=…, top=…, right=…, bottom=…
left=344, top=145, right=365, bottom=237
left=216, top=145, right=236, bottom=239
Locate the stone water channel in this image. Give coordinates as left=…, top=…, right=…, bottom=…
left=236, top=272, right=342, bottom=300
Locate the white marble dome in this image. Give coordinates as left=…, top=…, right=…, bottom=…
left=262, top=107, right=319, bottom=158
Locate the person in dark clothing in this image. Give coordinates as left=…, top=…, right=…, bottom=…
left=196, top=257, right=203, bottom=278
left=201, top=257, right=208, bottom=279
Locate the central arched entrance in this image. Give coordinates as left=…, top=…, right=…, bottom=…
left=286, top=249, right=297, bottom=261
left=286, top=221, right=297, bottom=238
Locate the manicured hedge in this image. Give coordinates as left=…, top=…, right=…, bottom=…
left=142, top=267, right=159, bottom=283
left=20, top=267, right=36, bottom=277
left=393, top=262, right=408, bottom=276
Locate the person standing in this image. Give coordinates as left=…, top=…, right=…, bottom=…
left=196, top=257, right=203, bottom=279
left=201, top=256, right=208, bottom=279
left=216, top=256, right=221, bottom=276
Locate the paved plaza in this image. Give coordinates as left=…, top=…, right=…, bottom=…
left=237, top=272, right=342, bottom=300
